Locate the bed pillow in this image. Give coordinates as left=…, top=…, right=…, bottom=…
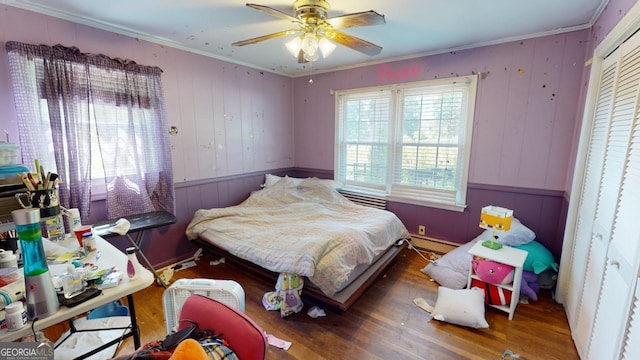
left=431, top=287, right=489, bottom=328
left=263, top=174, right=308, bottom=188
left=301, top=177, right=344, bottom=190
left=264, top=174, right=281, bottom=188
left=484, top=217, right=535, bottom=247
left=421, top=237, right=481, bottom=289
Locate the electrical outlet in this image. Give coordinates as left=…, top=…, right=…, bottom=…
left=418, top=225, right=426, bottom=236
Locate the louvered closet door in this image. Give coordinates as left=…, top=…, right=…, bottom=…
left=619, top=107, right=640, bottom=359
left=587, top=32, right=640, bottom=360
left=566, top=49, right=620, bottom=356
left=621, top=279, right=640, bottom=359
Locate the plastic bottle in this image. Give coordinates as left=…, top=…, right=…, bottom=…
left=45, top=214, right=65, bottom=242
left=0, top=249, right=18, bottom=268
left=5, top=301, right=27, bottom=331
left=67, top=208, right=82, bottom=232
left=82, top=232, right=96, bottom=253
left=126, top=247, right=141, bottom=280
left=62, top=262, right=84, bottom=299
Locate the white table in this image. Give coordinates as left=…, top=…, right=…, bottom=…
left=467, top=241, right=528, bottom=320
left=0, top=235, right=154, bottom=358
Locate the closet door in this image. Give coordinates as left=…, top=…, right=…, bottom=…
left=588, top=37, right=640, bottom=356
left=565, top=49, right=619, bottom=356
left=587, top=33, right=640, bottom=359
left=621, top=279, right=640, bottom=360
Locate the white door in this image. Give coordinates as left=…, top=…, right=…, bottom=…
left=620, top=279, right=640, bottom=360
left=564, top=49, right=619, bottom=356
left=588, top=35, right=640, bottom=357
left=565, top=29, right=640, bottom=358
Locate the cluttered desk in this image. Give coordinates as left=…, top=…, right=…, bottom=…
left=0, top=208, right=154, bottom=359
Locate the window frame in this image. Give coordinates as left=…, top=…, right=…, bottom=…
left=334, top=75, right=478, bottom=212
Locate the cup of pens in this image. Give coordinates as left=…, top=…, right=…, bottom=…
left=16, top=161, right=61, bottom=218
left=15, top=188, right=61, bottom=218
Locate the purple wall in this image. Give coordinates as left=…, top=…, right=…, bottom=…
left=292, top=31, right=589, bottom=260
left=293, top=31, right=588, bottom=190
left=0, top=5, right=295, bottom=185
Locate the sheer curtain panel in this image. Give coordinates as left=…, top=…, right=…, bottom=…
left=5, top=41, right=174, bottom=221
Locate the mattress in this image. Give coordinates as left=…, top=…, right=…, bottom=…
left=186, top=176, right=411, bottom=297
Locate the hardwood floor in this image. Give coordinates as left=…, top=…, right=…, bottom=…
left=44, top=248, right=579, bottom=359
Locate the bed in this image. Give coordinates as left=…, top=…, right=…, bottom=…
left=185, top=175, right=411, bottom=312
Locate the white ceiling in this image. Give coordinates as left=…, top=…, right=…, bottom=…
left=2, top=0, right=607, bottom=77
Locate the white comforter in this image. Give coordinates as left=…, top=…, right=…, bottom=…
left=185, top=177, right=410, bottom=296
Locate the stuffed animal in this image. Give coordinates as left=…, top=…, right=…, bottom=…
left=538, top=269, right=558, bottom=290
left=515, top=240, right=559, bottom=274
left=520, top=271, right=540, bottom=301
left=473, top=258, right=540, bottom=302
left=472, top=258, right=515, bottom=285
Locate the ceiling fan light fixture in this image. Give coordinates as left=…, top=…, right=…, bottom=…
left=301, top=32, right=319, bottom=57
left=318, top=37, right=336, bottom=58
left=286, top=36, right=302, bottom=58
left=234, top=1, right=385, bottom=63
left=303, top=50, right=319, bottom=62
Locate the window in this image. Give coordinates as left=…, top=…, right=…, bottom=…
left=39, top=99, right=156, bottom=193
left=335, top=75, right=478, bottom=211
left=6, top=41, right=174, bottom=221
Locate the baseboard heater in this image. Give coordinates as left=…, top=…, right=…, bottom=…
left=411, top=234, right=458, bottom=254
left=338, top=189, right=387, bottom=210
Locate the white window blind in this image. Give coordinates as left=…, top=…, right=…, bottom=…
left=337, top=89, right=392, bottom=192
left=335, top=75, right=477, bottom=211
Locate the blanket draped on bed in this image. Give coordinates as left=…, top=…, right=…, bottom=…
left=185, top=177, right=410, bottom=296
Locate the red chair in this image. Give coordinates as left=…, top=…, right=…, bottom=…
left=177, top=294, right=268, bottom=360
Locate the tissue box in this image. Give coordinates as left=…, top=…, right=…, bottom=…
left=0, top=143, right=18, bottom=167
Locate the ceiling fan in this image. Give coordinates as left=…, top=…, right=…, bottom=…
left=232, top=0, right=385, bottom=63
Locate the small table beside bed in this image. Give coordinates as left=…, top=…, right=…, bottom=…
left=185, top=176, right=411, bottom=312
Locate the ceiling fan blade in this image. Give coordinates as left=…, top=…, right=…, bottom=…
left=326, top=10, right=385, bottom=29
left=246, top=3, right=301, bottom=24
left=331, top=30, right=382, bottom=56
left=232, top=29, right=298, bottom=47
